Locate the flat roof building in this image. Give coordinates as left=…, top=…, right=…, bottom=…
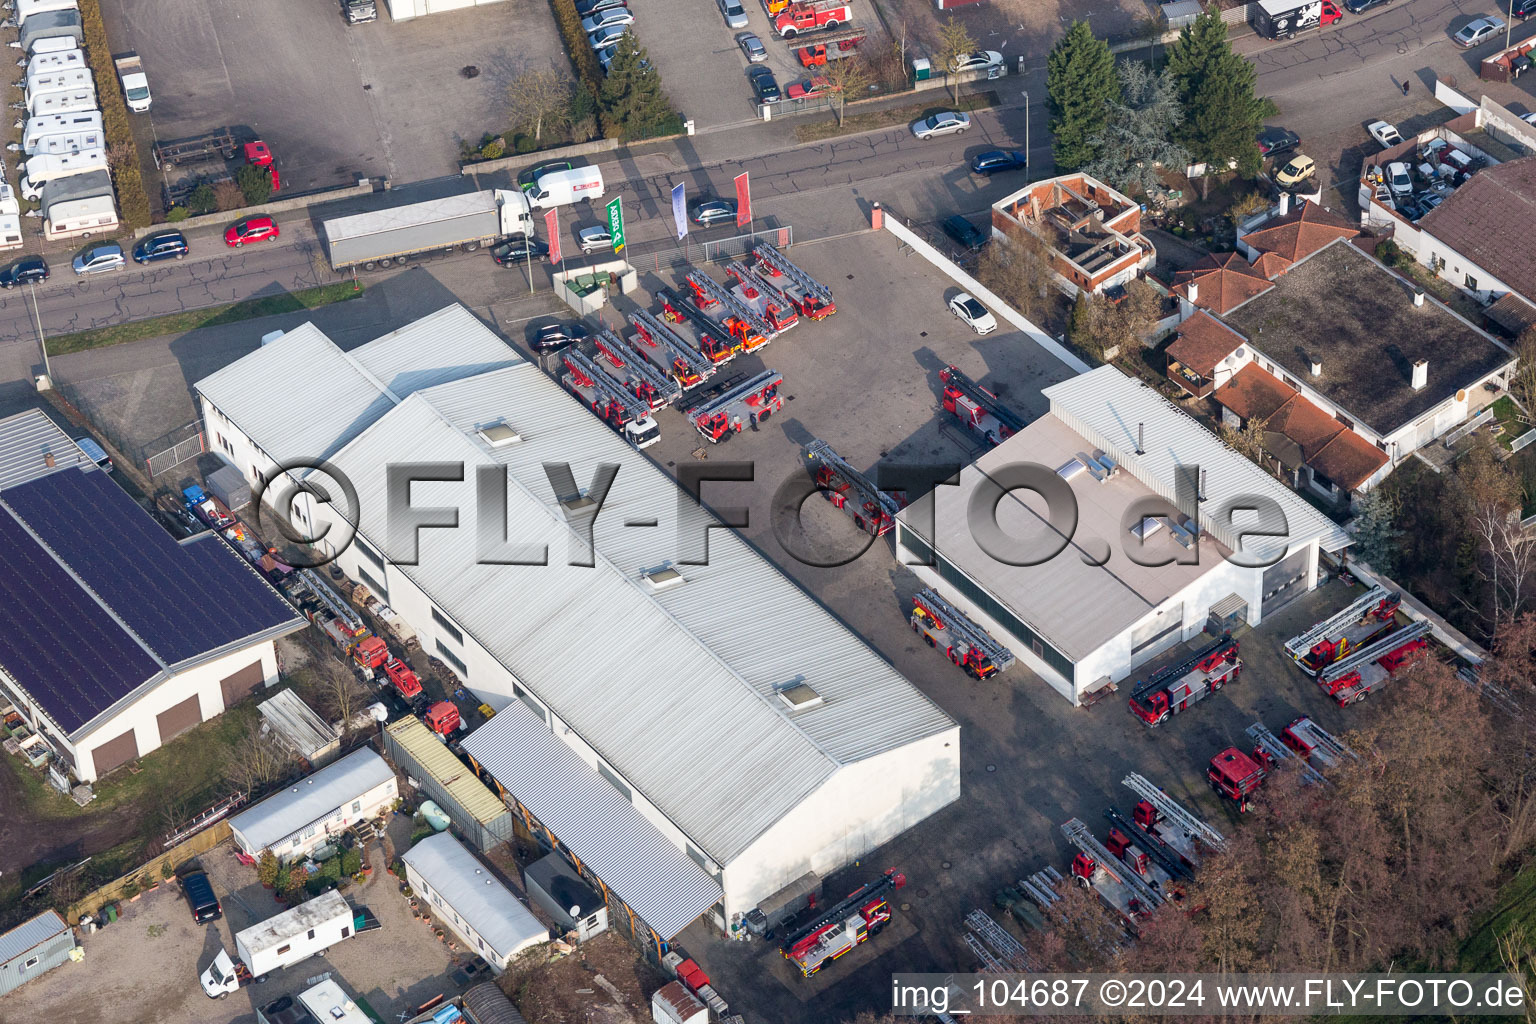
left=0, top=910, right=74, bottom=996
left=228, top=747, right=397, bottom=861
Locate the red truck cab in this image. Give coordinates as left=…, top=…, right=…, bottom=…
left=1208, top=747, right=1267, bottom=812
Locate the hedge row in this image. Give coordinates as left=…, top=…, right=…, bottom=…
left=549, top=0, right=606, bottom=108
left=78, top=0, right=152, bottom=230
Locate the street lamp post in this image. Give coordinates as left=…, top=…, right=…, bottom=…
left=1508, top=0, right=1516, bottom=52
left=1023, top=89, right=1031, bottom=177
left=28, top=280, right=49, bottom=382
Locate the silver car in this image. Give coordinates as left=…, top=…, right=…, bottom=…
left=910, top=111, right=971, bottom=140
left=578, top=224, right=614, bottom=253
left=737, top=32, right=767, bottom=62
left=718, top=0, right=749, bottom=28
left=72, top=242, right=124, bottom=276
left=581, top=6, right=633, bottom=33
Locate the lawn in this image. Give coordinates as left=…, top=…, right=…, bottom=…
left=793, top=90, right=999, bottom=143
left=1461, top=856, right=1536, bottom=973
left=1490, top=395, right=1532, bottom=452
left=45, top=281, right=364, bottom=356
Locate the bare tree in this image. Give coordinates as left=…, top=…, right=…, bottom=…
left=1458, top=441, right=1534, bottom=630
left=507, top=70, right=573, bottom=144
left=223, top=720, right=295, bottom=797
left=213, top=180, right=245, bottom=213
left=314, top=657, right=370, bottom=739
left=1220, top=415, right=1268, bottom=464
left=823, top=56, right=871, bottom=127
left=976, top=222, right=1056, bottom=325
left=934, top=17, right=978, bottom=102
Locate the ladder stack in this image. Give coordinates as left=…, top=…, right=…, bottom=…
left=805, top=438, right=904, bottom=536
left=753, top=242, right=836, bottom=318
left=594, top=327, right=683, bottom=409
left=964, top=933, right=1007, bottom=973
left=1246, top=722, right=1328, bottom=786
left=1283, top=586, right=1394, bottom=668
left=964, top=909, right=1038, bottom=971
left=1019, top=867, right=1063, bottom=909
left=912, top=588, right=1016, bottom=673
left=725, top=259, right=799, bottom=332
left=1061, top=818, right=1164, bottom=908
left=687, top=269, right=776, bottom=348
left=629, top=308, right=714, bottom=388
left=562, top=346, right=649, bottom=425
left=1122, top=773, right=1225, bottom=851
left=299, top=569, right=364, bottom=634
left=1284, top=717, right=1356, bottom=769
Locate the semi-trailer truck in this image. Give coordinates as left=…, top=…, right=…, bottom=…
left=200, top=890, right=356, bottom=997
left=321, top=188, right=535, bottom=271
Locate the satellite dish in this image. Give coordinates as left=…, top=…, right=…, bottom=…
left=1455, top=389, right=1468, bottom=403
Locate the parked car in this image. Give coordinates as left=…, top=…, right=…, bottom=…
left=910, top=111, right=971, bottom=139
left=1387, top=160, right=1413, bottom=197
left=1367, top=120, right=1403, bottom=149
left=969, top=150, right=1028, bottom=176
left=589, top=24, right=629, bottom=49
left=942, top=214, right=988, bottom=250
left=598, top=45, right=646, bottom=72
left=72, top=242, right=124, bottom=275
left=225, top=216, right=279, bottom=247
left=690, top=198, right=738, bottom=226
left=1415, top=190, right=1444, bottom=212
left=1275, top=154, right=1316, bottom=187
left=491, top=237, right=549, bottom=265
left=1453, top=15, right=1505, bottom=46
left=1396, top=195, right=1426, bottom=220
left=1344, top=0, right=1389, bottom=14
left=133, top=230, right=188, bottom=264
left=532, top=320, right=592, bottom=352
left=748, top=65, right=781, bottom=103
left=1514, top=0, right=1536, bottom=19
left=575, top=0, right=626, bottom=16
left=718, top=0, right=749, bottom=27
left=181, top=871, right=222, bottom=924
left=0, top=256, right=47, bottom=288
left=949, top=50, right=1004, bottom=73
left=1320, top=0, right=1343, bottom=23
left=519, top=160, right=574, bottom=191
left=579, top=224, right=614, bottom=253
left=948, top=292, right=997, bottom=335
left=581, top=7, right=633, bottom=33
left=738, top=32, right=768, bottom=62
left=1256, top=126, right=1300, bottom=158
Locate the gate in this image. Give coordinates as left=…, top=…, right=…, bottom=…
left=145, top=422, right=206, bottom=478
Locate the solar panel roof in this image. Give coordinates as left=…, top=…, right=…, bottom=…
left=2, top=467, right=299, bottom=667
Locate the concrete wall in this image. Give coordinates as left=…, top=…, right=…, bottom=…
left=136, top=180, right=377, bottom=240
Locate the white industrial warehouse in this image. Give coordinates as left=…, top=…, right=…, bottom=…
left=195, top=304, right=961, bottom=945
left=896, top=366, right=1352, bottom=704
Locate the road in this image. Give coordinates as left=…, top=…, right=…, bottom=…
left=0, top=0, right=1528, bottom=393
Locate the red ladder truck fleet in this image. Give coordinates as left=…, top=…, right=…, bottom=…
left=1122, top=773, right=1226, bottom=868
left=1284, top=585, right=1401, bottom=675
left=910, top=588, right=1016, bottom=680
left=724, top=260, right=799, bottom=333
left=629, top=308, right=713, bottom=390
left=685, top=370, right=784, bottom=442
left=938, top=365, right=1027, bottom=447
left=1101, top=815, right=1188, bottom=891
left=774, top=0, right=853, bottom=37
left=804, top=438, right=905, bottom=536
left=687, top=268, right=776, bottom=352
left=658, top=286, right=742, bottom=365
left=753, top=242, right=836, bottom=319
left=594, top=326, right=683, bottom=411
left=1315, top=619, right=1431, bottom=705
left=797, top=27, right=867, bottom=65
left=1062, top=818, right=1165, bottom=931
left=1126, top=634, right=1241, bottom=726
left=1281, top=716, right=1356, bottom=770
left=1249, top=721, right=1328, bottom=786
left=780, top=869, right=905, bottom=976
left=560, top=346, right=662, bottom=449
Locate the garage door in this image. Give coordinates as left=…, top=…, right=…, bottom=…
left=1262, top=548, right=1311, bottom=614
left=91, top=729, right=139, bottom=776
left=156, top=695, right=202, bottom=743
left=219, top=660, right=265, bottom=706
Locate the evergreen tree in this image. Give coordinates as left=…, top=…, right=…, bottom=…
left=1164, top=8, right=1230, bottom=107
left=1084, top=61, right=1188, bottom=197
left=1163, top=9, right=1272, bottom=176
left=600, top=32, right=683, bottom=140
left=1350, top=488, right=1402, bottom=575
left=1046, top=21, right=1121, bottom=172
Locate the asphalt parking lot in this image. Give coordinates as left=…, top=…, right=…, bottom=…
left=102, top=0, right=566, bottom=189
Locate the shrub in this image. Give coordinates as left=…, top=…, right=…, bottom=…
left=549, top=0, right=605, bottom=111
left=166, top=206, right=190, bottom=222
left=214, top=180, right=245, bottom=212
left=79, top=0, right=151, bottom=228
left=341, top=849, right=362, bottom=876
left=479, top=138, right=506, bottom=160
left=160, top=861, right=175, bottom=881
left=514, top=135, right=537, bottom=154
left=257, top=851, right=280, bottom=888
left=188, top=184, right=217, bottom=216
left=236, top=163, right=272, bottom=206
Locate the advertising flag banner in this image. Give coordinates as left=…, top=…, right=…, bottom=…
left=672, top=182, right=688, bottom=241
left=545, top=208, right=560, bottom=265
left=735, top=172, right=751, bottom=228
left=606, top=196, right=625, bottom=252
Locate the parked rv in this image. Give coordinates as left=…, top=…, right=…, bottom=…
left=201, top=891, right=356, bottom=997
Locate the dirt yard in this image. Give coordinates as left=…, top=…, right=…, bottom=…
left=498, top=933, right=669, bottom=1024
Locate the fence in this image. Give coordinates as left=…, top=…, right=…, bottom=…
left=145, top=421, right=207, bottom=478
left=64, top=821, right=232, bottom=925
left=619, top=225, right=792, bottom=275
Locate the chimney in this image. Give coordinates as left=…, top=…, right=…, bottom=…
left=1187, top=280, right=1199, bottom=305
left=1412, top=359, right=1428, bottom=390
left=1310, top=359, right=1322, bottom=377
left=42, top=451, right=54, bottom=468
left=1136, top=422, right=1145, bottom=456
left=1413, top=288, right=1425, bottom=307
left=1199, top=468, right=1208, bottom=502
left=1278, top=192, right=1291, bottom=217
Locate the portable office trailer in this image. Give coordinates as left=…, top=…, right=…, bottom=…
left=0, top=911, right=75, bottom=996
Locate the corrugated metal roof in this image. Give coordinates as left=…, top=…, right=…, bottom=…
left=0, top=910, right=68, bottom=965
left=461, top=983, right=531, bottom=1024
left=259, top=689, right=338, bottom=760
left=400, top=833, right=546, bottom=959
left=1043, top=367, right=1352, bottom=556
left=0, top=409, right=90, bottom=491
left=228, top=748, right=394, bottom=853
left=348, top=305, right=524, bottom=397
left=385, top=716, right=506, bottom=826
left=461, top=702, right=722, bottom=941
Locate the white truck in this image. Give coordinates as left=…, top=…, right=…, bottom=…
left=19, top=147, right=106, bottom=200
left=321, top=188, right=535, bottom=271
left=19, top=110, right=101, bottom=153
left=201, top=890, right=357, bottom=998
left=113, top=53, right=151, bottom=112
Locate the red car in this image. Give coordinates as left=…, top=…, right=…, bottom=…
left=225, top=216, right=279, bottom=247
left=1321, top=0, right=1342, bottom=24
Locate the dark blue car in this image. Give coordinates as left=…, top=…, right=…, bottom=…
left=133, top=231, right=188, bottom=264
left=969, top=150, right=1028, bottom=176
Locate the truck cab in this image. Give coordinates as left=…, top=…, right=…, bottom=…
left=345, top=0, right=378, bottom=22
left=625, top=415, right=660, bottom=449
left=114, top=53, right=151, bottom=113
left=200, top=948, right=244, bottom=998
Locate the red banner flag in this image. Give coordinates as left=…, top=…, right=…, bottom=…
left=735, top=172, right=751, bottom=228
left=545, top=208, right=561, bottom=265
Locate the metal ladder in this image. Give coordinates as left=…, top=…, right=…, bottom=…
left=964, top=932, right=1007, bottom=973
left=753, top=242, right=834, bottom=305
left=1246, top=722, right=1328, bottom=787
left=726, top=259, right=799, bottom=322
left=687, top=269, right=775, bottom=340
left=1283, top=585, right=1393, bottom=660
left=806, top=438, right=903, bottom=520
left=912, top=587, right=1016, bottom=672
left=964, top=910, right=1037, bottom=971
left=1286, top=717, right=1357, bottom=766
left=1019, top=867, right=1062, bottom=908
left=299, top=569, right=364, bottom=633
left=1122, top=773, right=1225, bottom=851
left=594, top=327, right=682, bottom=407
left=1317, top=619, right=1432, bottom=685
left=1060, top=818, right=1164, bottom=908
left=629, top=309, right=714, bottom=383
left=688, top=369, right=783, bottom=421
left=562, top=347, right=649, bottom=424
left=938, top=365, right=1028, bottom=436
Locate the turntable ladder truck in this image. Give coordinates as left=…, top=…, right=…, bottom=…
left=687, top=268, right=776, bottom=352
left=560, top=347, right=660, bottom=448
left=725, top=260, right=799, bottom=332
left=1281, top=715, right=1357, bottom=770
left=657, top=286, right=741, bottom=364
left=1062, top=819, right=1163, bottom=928
left=1123, top=773, right=1226, bottom=864
left=780, top=869, right=905, bottom=977
left=1246, top=722, right=1328, bottom=787
left=1284, top=586, right=1400, bottom=675
left=804, top=438, right=903, bottom=537
left=628, top=308, right=713, bottom=389
left=910, top=587, right=1015, bottom=680
left=1316, top=619, right=1431, bottom=705
left=299, top=569, right=364, bottom=635
left=1102, top=808, right=1193, bottom=882
left=686, top=369, right=784, bottom=442
left=1207, top=746, right=1269, bottom=813
left=753, top=241, right=836, bottom=318
left=938, top=365, right=1027, bottom=447
left=594, top=326, right=682, bottom=409
left=1126, top=634, right=1241, bottom=726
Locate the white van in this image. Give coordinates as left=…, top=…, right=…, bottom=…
left=22, top=111, right=101, bottom=152
left=529, top=166, right=605, bottom=209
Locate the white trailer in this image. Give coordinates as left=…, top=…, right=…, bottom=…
left=20, top=47, right=83, bottom=79
left=20, top=110, right=101, bottom=153
left=201, top=890, right=356, bottom=997
left=321, top=188, right=535, bottom=271
left=25, top=86, right=96, bottom=117
left=40, top=168, right=116, bottom=241
left=19, top=147, right=106, bottom=200
left=15, top=0, right=79, bottom=27
left=25, top=65, right=91, bottom=99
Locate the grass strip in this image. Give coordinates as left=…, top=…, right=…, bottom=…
left=794, top=90, right=999, bottom=144
left=47, top=282, right=364, bottom=356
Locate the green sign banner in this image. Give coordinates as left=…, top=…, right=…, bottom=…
left=606, top=196, right=625, bottom=253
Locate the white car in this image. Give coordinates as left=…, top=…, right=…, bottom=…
left=1367, top=120, right=1403, bottom=149
left=1453, top=15, right=1505, bottom=46
left=1523, top=112, right=1536, bottom=127
left=589, top=24, right=628, bottom=49
left=581, top=6, right=634, bottom=33
left=1386, top=161, right=1413, bottom=198
left=950, top=50, right=1003, bottom=73
left=910, top=111, right=971, bottom=140
left=949, top=292, right=997, bottom=335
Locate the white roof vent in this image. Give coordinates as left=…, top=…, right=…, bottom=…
left=643, top=566, right=685, bottom=590
left=777, top=680, right=823, bottom=711
left=477, top=421, right=522, bottom=447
